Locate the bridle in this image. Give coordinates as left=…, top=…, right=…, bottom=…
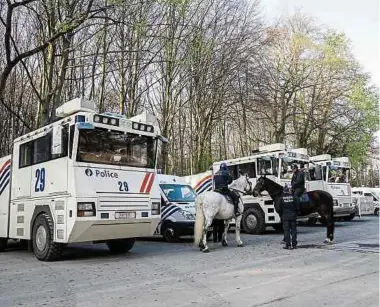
left=253, top=176, right=283, bottom=197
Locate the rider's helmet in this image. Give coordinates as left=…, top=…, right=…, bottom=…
left=220, top=163, right=228, bottom=171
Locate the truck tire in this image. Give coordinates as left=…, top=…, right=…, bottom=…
left=307, top=217, right=318, bottom=225
left=343, top=213, right=355, bottom=221
left=318, top=217, right=327, bottom=225
left=374, top=208, right=379, bottom=216
left=106, top=238, right=135, bottom=254
left=0, top=238, right=7, bottom=252
left=242, top=207, right=265, bottom=234
left=272, top=224, right=283, bottom=233
left=32, top=213, right=63, bottom=261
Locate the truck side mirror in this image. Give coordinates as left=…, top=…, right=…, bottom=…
left=158, top=135, right=168, bottom=144
left=52, top=125, right=63, bottom=155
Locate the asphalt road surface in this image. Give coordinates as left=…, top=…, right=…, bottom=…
left=0, top=215, right=378, bottom=307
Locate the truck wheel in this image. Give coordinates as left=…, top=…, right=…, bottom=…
left=343, top=214, right=355, bottom=221
left=272, top=224, right=283, bottom=233
left=242, top=207, right=265, bottom=234
left=307, top=217, right=318, bottom=225
left=0, top=238, right=7, bottom=252
left=318, top=217, right=327, bottom=225
left=32, top=213, right=63, bottom=261
left=161, top=224, right=179, bottom=243
left=374, top=208, right=379, bottom=216
left=106, top=238, right=135, bottom=254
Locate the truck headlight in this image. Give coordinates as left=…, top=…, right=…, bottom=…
left=151, top=202, right=160, bottom=215
left=77, top=202, right=96, bottom=217
left=333, top=200, right=338, bottom=207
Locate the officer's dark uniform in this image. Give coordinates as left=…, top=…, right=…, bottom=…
left=282, top=188, right=299, bottom=249
left=291, top=164, right=305, bottom=207
left=214, top=164, right=240, bottom=216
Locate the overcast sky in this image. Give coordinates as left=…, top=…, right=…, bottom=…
left=260, top=0, right=379, bottom=88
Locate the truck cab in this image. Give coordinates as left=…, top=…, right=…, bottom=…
left=310, top=155, right=356, bottom=220
left=154, top=174, right=197, bottom=242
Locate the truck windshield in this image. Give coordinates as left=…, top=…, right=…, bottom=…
left=280, top=159, right=307, bottom=179
left=328, top=167, right=350, bottom=183
left=160, top=184, right=197, bottom=202
left=77, top=128, right=156, bottom=168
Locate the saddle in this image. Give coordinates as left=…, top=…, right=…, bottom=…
left=215, top=189, right=233, bottom=204
left=295, top=192, right=312, bottom=209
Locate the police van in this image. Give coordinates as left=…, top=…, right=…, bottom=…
left=153, top=174, right=197, bottom=242
left=0, top=98, right=167, bottom=261
left=351, top=187, right=378, bottom=215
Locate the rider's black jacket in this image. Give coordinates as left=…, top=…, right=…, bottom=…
left=214, top=170, right=232, bottom=190
left=291, top=170, right=305, bottom=189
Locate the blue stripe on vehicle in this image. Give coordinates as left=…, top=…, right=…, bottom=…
left=0, top=178, right=10, bottom=196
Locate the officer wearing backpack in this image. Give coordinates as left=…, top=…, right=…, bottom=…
left=282, top=185, right=299, bottom=249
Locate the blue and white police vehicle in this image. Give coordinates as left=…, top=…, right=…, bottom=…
left=153, top=174, right=197, bottom=242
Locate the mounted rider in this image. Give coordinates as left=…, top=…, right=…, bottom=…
left=291, top=163, right=305, bottom=206
left=214, top=163, right=240, bottom=216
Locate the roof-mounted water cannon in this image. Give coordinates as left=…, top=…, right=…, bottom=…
left=258, top=143, right=286, bottom=153
left=310, top=154, right=332, bottom=162
left=55, top=98, right=96, bottom=118
left=288, top=148, right=308, bottom=155
left=332, top=157, right=351, bottom=168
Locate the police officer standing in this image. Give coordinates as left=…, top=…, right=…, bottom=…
left=282, top=185, right=299, bottom=249
left=214, top=163, right=240, bottom=216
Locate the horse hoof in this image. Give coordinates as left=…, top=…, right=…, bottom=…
left=237, top=243, right=244, bottom=247
left=202, top=248, right=210, bottom=253
left=222, top=240, right=228, bottom=247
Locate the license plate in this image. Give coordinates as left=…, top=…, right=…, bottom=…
left=115, top=212, right=136, bottom=219
left=343, top=203, right=349, bottom=208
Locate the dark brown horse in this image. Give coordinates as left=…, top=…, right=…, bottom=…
left=252, top=176, right=335, bottom=244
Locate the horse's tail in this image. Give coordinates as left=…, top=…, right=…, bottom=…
left=194, top=194, right=205, bottom=246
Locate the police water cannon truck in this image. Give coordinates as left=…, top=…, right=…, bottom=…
left=184, top=143, right=321, bottom=234
left=0, top=98, right=167, bottom=261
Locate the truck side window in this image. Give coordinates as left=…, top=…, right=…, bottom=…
left=238, top=162, right=256, bottom=178
left=33, top=134, right=51, bottom=164
left=52, top=126, right=69, bottom=160
left=19, top=140, right=33, bottom=168
left=228, top=165, right=238, bottom=180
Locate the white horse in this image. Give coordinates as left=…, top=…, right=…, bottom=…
left=193, top=174, right=252, bottom=252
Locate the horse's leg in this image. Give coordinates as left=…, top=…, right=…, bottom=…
left=222, top=219, right=230, bottom=247
left=325, top=205, right=335, bottom=244
left=235, top=213, right=244, bottom=247
left=200, top=213, right=214, bottom=253
left=319, top=205, right=334, bottom=244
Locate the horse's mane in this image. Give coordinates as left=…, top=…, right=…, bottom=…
left=263, top=176, right=284, bottom=191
